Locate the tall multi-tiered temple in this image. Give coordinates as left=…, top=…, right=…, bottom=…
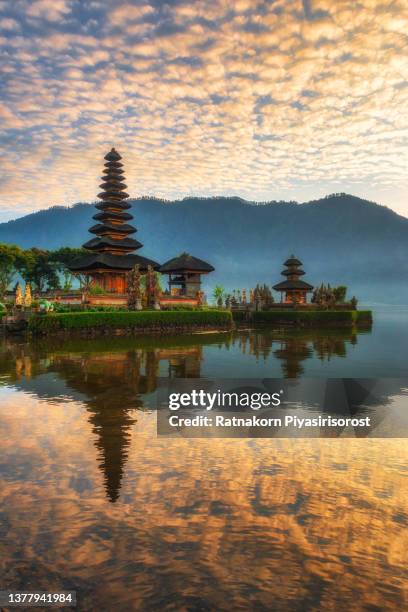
left=70, top=148, right=159, bottom=293
left=273, top=255, right=313, bottom=304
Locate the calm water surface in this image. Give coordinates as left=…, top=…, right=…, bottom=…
left=0, top=309, right=407, bottom=611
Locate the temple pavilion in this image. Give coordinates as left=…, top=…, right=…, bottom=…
left=69, top=148, right=159, bottom=293
left=160, top=253, right=215, bottom=298
left=273, top=255, right=313, bottom=304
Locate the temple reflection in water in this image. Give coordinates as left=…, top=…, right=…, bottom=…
left=1, top=318, right=408, bottom=612
left=0, top=326, right=383, bottom=503
left=50, top=346, right=203, bottom=501
left=0, top=336, right=212, bottom=502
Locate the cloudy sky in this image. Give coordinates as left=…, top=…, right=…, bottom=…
left=0, top=0, right=407, bottom=221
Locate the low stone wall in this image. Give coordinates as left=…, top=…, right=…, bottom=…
left=51, top=293, right=200, bottom=308
left=86, top=294, right=128, bottom=307
left=160, top=296, right=199, bottom=307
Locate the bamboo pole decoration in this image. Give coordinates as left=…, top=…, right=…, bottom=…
left=24, top=283, right=32, bottom=308
left=15, top=283, right=23, bottom=306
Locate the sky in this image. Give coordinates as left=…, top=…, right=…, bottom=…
left=0, top=0, right=407, bottom=222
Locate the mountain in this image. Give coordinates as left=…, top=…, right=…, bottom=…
left=0, top=193, right=407, bottom=303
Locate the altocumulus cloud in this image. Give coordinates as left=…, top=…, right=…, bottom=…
left=0, top=0, right=407, bottom=218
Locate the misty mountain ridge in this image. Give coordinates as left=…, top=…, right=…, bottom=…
left=0, top=193, right=407, bottom=303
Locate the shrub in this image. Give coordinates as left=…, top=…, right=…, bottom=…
left=353, top=310, right=372, bottom=324
left=160, top=304, right=197, bottom=311
left=28, top=310, right=232, bottom=333
left=52, top=303, right=129, bottom=313
left=88, top=285, right=105, bottom=295
left=231, top=310, right=246, bottom=322
left=52, top=303, right=77, bottom=313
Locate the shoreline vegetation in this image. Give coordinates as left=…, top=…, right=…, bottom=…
left=25, top=308, right=372, bottom=337
left=248, top=310, right=372, bottom=326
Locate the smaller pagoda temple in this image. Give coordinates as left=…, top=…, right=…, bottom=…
left=160, top=253, right=214, bottom=298
left=273, top=255, right=313, bottom=304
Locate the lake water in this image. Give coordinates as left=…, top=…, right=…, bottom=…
left=0, top=309, right=407, bottom=611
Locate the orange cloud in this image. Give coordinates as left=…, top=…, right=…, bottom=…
left=0, top=0, right=407, bottom=218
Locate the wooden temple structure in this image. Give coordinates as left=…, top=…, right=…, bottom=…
left=273, top=256, right=313, bottom=304
left=69, top=148, right=214, bottom=303
left=69, top=148, right=159, bottom=293
left=160, top=253, right=214, bottom=298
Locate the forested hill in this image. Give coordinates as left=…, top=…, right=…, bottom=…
left=0, top=193, right=407, bottom=302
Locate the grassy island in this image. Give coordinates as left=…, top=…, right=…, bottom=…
left=25, top=308, right=372, bottom=337
left=28, top=309, right=233, bottom=336
left=248, top=309, right=372, bottom=326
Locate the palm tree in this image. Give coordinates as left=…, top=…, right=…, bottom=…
left=213, top=285, right=225, bottom=307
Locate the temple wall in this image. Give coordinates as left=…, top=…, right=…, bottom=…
left=160, top=296, right=199, bottom=307
left=51, top=293, right=199, bottom=308
left=87, top=294, right=128, bottom=306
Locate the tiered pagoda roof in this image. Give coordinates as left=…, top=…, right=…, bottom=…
left=83, top=148, right=139, bottom=254
left=160, top=253, right=215, bottom=274
left=70, top=148, right=159, bottom=273
left=273, top=255, right=313, bottom=292
left=69, top=252, right=161, bottom=273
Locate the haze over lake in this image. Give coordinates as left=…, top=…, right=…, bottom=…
left=1, top=194, right=408, bottom=302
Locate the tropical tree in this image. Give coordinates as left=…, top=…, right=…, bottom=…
left=49, top=247, right=86, bottom=291
left=75, top=273, right=92, bottom=291
left=18, top=248, right=60, bottom=293
left=213, top=285, right=225, bottom=307
left=333, top=285, right=347, bottom=303
left=0, top=243, right=24, bottom=300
